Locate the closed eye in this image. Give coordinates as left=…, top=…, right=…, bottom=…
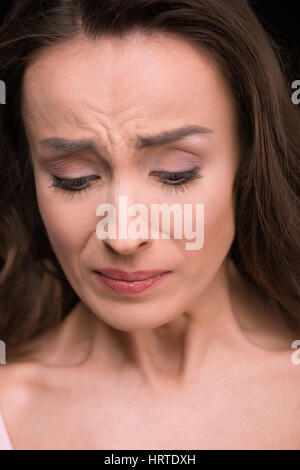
left=48, top=167, right=203, bottom=197
left=152, top=167, right=203, bottom=193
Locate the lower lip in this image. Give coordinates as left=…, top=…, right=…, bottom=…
left=94, top=271, right=170, bottom=296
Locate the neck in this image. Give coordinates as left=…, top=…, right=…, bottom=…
left=76, top=258, right=259, bottom=391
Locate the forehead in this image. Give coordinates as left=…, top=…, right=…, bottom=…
left=21, top=32, right=237, bottom=146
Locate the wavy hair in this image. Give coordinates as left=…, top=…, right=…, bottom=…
left=0, top=0, right=299, bottom=361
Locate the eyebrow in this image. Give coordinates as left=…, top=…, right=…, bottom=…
left=37, top=124, right=213, bottom=154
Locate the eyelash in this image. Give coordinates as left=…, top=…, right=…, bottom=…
left=49, top=168, right=203, bottom=198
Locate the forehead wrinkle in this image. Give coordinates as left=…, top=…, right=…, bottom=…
left=22, top=32, right=238, bottom=173
left=37, top=124, right=213, bottom=159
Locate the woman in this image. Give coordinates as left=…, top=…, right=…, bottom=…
left=0, top=0, right=299, bottom=450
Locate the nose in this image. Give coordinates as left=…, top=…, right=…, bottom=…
left=97, top=191, right=154, bottom=255
left=103, top=234, right=150, bottom=255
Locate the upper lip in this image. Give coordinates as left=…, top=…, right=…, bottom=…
left=95, top=268, right=170, bottom=281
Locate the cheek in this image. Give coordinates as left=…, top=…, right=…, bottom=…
left=36, top=192, right=92, bottom=273
left=184, top=177, right=235, bottom=275
left=201, top=156, right=237, bottom=256
left=205, top=187, right=235, bottom=253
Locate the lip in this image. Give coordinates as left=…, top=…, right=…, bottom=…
left=94, top=270, right=171, bottom=296
left=95, top=268, right=169, bottom=281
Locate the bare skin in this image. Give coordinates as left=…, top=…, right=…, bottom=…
left=1, top=32, right=299, bottom=449
left=1, top=260, right=299, bottom=450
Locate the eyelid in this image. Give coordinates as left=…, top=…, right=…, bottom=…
left=147, top=149, right=205, bottom=171
left=51, top=174, right=98, bottom=181
left=49, top=166, right=203, bottom=197
left=48, top=174, right=99, bottom=191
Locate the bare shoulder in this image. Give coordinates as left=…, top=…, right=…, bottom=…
left=0, top=361, right=42, bottom=411
left=0, top=359, right=51, bottom=449
left=0, top=302, right=89, bottom=412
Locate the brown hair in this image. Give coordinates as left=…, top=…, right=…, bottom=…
left=0, top=0, right=299, bottom=361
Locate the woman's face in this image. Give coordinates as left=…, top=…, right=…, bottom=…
left=22, top=32, right=240, bottom=331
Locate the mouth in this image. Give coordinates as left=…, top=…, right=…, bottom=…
left=95, top=268, right=169, bottom=281
left=93, top=269, right=171, bottom=296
